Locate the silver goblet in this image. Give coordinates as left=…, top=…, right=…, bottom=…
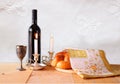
left=16, top=45, right=27, bottom=71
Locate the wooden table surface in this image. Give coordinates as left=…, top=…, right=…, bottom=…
left=0, top=63, right=120, bottom=84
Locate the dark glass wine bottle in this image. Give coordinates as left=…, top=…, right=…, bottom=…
left=28, top=9, right=41, bottom=63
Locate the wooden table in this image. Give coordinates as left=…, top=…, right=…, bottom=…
left=0, top=63, right=120, bottom=84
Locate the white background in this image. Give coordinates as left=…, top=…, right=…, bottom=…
left=0, top=0, right=120, bottom=64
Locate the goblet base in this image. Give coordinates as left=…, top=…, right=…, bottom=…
left=17, top=68, right=26, bottom=71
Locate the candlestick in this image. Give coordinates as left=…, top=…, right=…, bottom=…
left=32, top=54, right=46, bottom=70
left=49, top=34, right=54, bottom=52
left=42, top=51, right=54, bottom=66
left=48, top=51, right=54, bottom=61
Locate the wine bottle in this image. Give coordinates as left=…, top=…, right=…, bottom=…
left=28, top=9, right=41, bottom=63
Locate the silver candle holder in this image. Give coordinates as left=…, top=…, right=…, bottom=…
left=42, top=51, right=54, bottom=66
left=32, top=54, right=45, bottom=70
left=33, top=54, right=40, bottom=67
left=48, top=51, right=54, bottom=61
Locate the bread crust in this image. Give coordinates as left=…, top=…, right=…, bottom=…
left=51, top=51, right=71, bottom=69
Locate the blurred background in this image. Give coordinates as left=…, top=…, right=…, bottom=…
left=0, top=0, right=120, bottom=64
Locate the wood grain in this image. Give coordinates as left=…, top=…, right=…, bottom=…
left=0, top=63, right=120, bottom=83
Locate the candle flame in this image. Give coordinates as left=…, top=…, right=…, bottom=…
left=35, top=33, right=38, bottom=39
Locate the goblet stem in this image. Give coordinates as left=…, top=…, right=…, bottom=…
left=18, top=59, right=25, bottom=71
left=20, top=60, right=23, bottom=69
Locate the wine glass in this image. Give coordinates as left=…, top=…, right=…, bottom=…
left=16, top=45, right=27, bottom=71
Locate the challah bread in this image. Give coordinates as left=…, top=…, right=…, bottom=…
left=51, top=51, right=71, bottom=69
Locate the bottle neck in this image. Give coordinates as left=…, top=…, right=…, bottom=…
left=32, top=9, right=37, bottom=24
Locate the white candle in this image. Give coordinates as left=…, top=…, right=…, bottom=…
left=34, top=33, right=38, bottom=54
left=49, top=34, right=54, bottom=52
